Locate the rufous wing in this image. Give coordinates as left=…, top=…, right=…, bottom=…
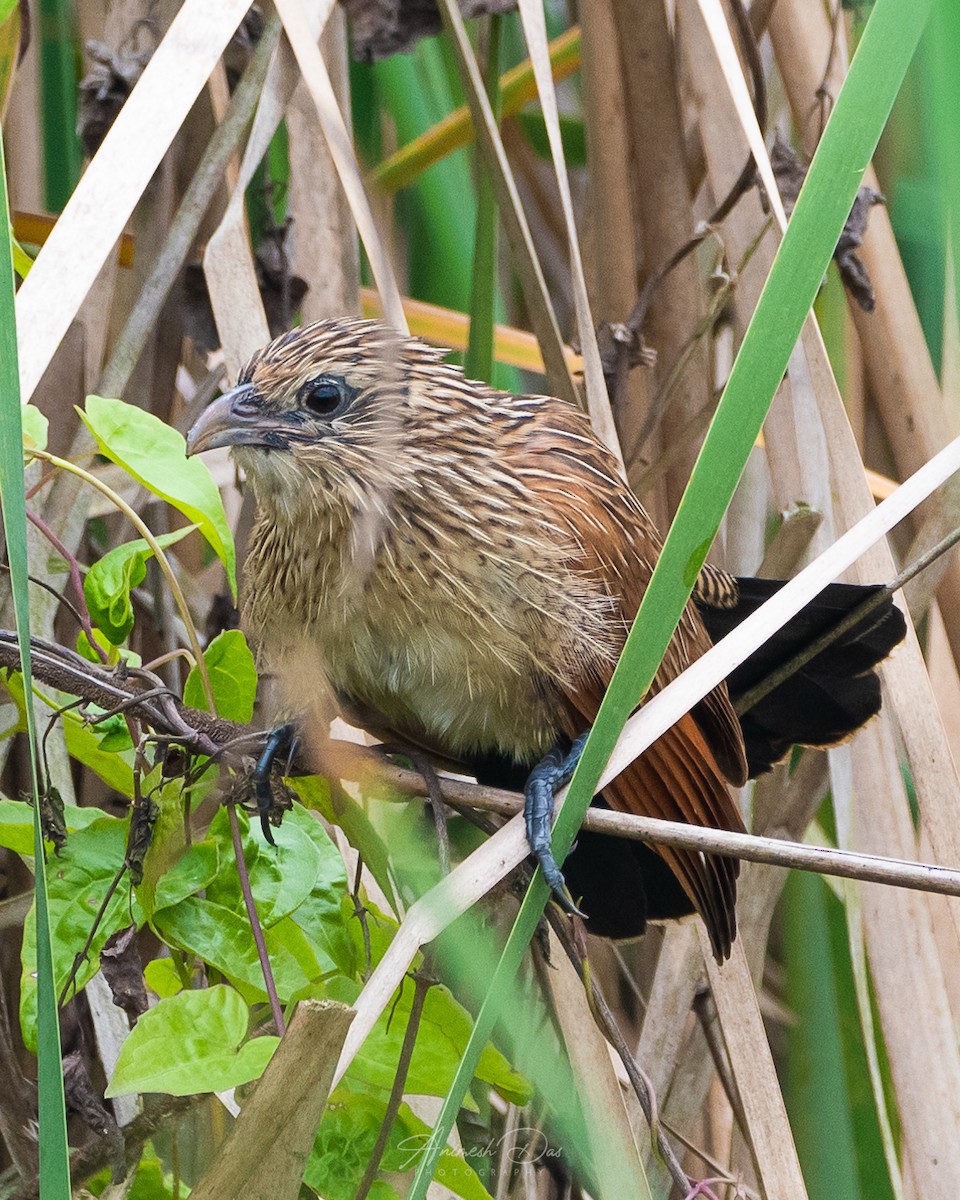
left=519, top=399, right=747, bottom=959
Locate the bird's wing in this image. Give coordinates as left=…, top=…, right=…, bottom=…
left=517, top=400, right=747, bottom=959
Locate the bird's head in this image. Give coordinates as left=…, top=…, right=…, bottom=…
left=185, top=318, right=457, bottom=522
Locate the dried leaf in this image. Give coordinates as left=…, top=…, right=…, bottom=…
left=100, top=925, right=149, bottom=1026
left=771, top=132, right=883, bottom=311
left=341, top=0, right=516, bottom=61
left=63, top=1050, right=125, bottom=1179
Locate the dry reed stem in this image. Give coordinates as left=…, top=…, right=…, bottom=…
left=274, top=0, right=406, bottom=334
left=435, top=0, right=578, bottom=409
left=699, top=932, right=808, bottom=1199
left=14, top=0, right=253, bottom=403
left=204, top=24, right=292, bottom=376
left=635, top=756, right=828, bottom=1182
left=516, top=0, right=623, bottom=469
left=616, top=0, right=714, bottom=516
left=580, top=1, right=659, bottom=511
left=678, top=0, right=835, bottom=561
left=534, top=936, right=651, bottom=1198
left=769, top=0, right=960, bottom=663
left=286, top=10, right=361, bottom=324
left=188, top=1001, right=353, bottom=1200
left=673, top=6, right=960, bottom=1188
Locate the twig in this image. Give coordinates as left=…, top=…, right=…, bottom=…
left=733, top=521, right=960, bottom=717
left=369, top=759, right=960, bottom=900
left=6, top=627, right=960, bottom=900
left=351, top=854, right=373, bottom=981
left=0, top=563, right=87, bottom=639
left=353, top=969, right=432, bottom=1200
left=58, top=866, right=128, bottom=1007
left=226, top=803, right=285, bottom=1036
left=25, top=509, right=108, bottom=663
left=4, top=1093, right=202, bottom=1200
left=26, top=449, right=214, bottom=708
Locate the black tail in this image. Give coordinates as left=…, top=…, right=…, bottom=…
left=698, top=578, right=907, bottom=778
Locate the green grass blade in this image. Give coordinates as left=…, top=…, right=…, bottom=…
left=0, top=137, right=71, bottom=1195
left=464, top=15, right=502, bottom=385
left=374, top=47, right=476, bottom=313
left=407, top=1, right=931, bottom=1193
left=931, top=1, right=960, bottom=341
left=784, top=871, right=863, bottom=1200
left=38, top=0, right=81, bottom=211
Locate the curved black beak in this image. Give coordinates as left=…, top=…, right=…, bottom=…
left=186, top=384, right=290, bottom=455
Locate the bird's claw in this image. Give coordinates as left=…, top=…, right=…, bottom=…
left=254, top=723, right=296, bottom=845
left=524, top=732, right=590, bottom=918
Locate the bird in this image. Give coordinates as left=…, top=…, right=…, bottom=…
left=185, top=317, right=906, bottom=960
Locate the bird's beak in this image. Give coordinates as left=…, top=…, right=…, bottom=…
left=186, top=385, right=290, bottom=455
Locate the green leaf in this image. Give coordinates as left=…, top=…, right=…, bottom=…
left=151, top=840, right=220, bottom=914
left=136, top=773, right=191, bottom=920
left=183, top=629, right=257, bottom=722
left=204, top=806, right=353, bottom=975
left=80, top=395, right=237, bottom=598
left=152, top=896, right=322, bottom=1000
left=84, top=527, right=196, bottom=645
left=144, top=958, right=184, bottom=1000
left=89, top=710, right=134, bottom=753
left=293, top=775, right=399, bottom=915
left=328, top=977, right=529, bottom=1106
left=206, top=805, right=323, bottom=926
left=512, top=111, right=585, bottom=166
left=21, top=404, right=48, bottom=452
left=107, top=984, right=279, bottom=1097
left=20, top=816, right=140, bottom=1052
left=304, top=1087, right=404, bottom=1200
left=282, top=805, right=355, bottom=977
left=62, top=712, right=135, bottom=798
left=10, top=235, right=32, bottom=280
left=305, top=1089, right=494, bottom=1200
left=0, top=797, right=105, bottom=856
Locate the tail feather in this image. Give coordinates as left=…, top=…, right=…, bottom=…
left=698, top=578, right=906, bottom=777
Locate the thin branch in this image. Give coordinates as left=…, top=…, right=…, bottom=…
left=227, top=803, right=285, bottom=1036
left=353, top=969, right=432, bottom=1200
left=25, top=509, right=108, bottom=663
left=26, top=449, right=213, bottom=708
left=0, top=563, right=87, bottom=642
left=369, top=759, right=960, bottom=900
left=734, top=520, right=960, bottom=717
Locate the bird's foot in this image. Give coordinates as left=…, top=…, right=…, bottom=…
left=254, top=722, right=297, bottom=845
left=524, top=732, right=589, bottom=917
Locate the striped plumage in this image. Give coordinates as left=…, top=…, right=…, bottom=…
left=187, top=317, right=905, bottom=960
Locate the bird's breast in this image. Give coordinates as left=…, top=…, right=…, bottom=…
left=242, top=508, right=614, bottom=760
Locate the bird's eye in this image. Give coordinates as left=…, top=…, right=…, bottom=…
left=298, top=377, right=346, bottom=417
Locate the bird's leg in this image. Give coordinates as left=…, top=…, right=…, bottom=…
left=378, top=743, right=451, bottom=875
left=524, top=732, right=589, bottom=916
left=254, top=722, right=297, bottom=845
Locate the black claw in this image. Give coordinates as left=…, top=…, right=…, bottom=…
left=523, top=732, right=590, bottom=918
left=254, top=723, right=295, bottom=845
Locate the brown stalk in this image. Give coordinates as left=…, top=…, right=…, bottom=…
left=353, top=970, right=431, bottom=1200
left=613, top=0, right=713, bottom=516
left=579, top=0, right=663, bottom=522
left=769, top=0, right=960, bottom=665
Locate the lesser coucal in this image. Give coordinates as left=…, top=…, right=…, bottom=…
left=186, top=318, right=906, bottom=959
